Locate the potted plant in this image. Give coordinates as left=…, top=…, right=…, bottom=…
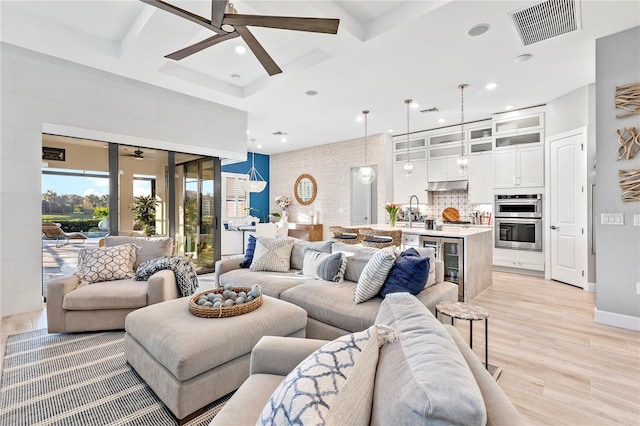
left=93, top=207, right=109, bottom=231
left=131, top=195, right=157, bottom=236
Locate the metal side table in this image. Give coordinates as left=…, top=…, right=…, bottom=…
left=436, top=301, right=489, bottom=370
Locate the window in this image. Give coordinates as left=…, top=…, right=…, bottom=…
left=222, top=172, right=249, bottom=221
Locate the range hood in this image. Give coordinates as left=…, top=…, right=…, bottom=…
left=426, top=180, right=468, bottom=191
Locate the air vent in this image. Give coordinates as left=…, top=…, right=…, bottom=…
left=509, top=0, right=581, bottom=46
left=272, top=131, right=288, bottom=136
left=420, top=107, right=439, bottom=114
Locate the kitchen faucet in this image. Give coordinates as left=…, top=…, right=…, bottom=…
left=409, top=195, right=419, bottom=228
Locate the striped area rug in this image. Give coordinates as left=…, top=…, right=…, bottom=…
left=0, top=329, right=232, bottom=425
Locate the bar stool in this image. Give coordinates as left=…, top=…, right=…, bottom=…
left=360, top=229, right=402, bottom=249
left=329, top=226, right=368, bottom=245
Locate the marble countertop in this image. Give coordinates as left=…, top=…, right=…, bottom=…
left=371, top=223, right=491, bottom=238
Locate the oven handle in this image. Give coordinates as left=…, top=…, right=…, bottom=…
left=495, top=217, right=541, bottom=225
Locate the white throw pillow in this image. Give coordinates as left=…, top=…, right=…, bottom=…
left=75, top=244, right=137, bottom=287
left=257, top=325, right=398, bottom=426
left=250, top=237, right=296, bottom=272
left=354, top=248, right=396, bottom=304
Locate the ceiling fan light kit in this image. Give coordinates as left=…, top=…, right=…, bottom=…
left=142, top=0, right=339, bottom=76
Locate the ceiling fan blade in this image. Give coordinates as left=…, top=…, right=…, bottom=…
left=223, top=14, right=339, bottom=34
left=235, top=26, right=282, bottom=76
left=165, top=32, right=240, bottom=60
left=211, top=0, right=227, bottom=28
left=141, top=0, right=225, bottom=34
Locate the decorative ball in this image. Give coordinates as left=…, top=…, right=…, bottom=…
left=224, top=299, right=234, bottom=307
left=206, top=294, right=216, bottom=301
left=238, top=291, right=247, bottom=299
left=222, top=290, right=232, bottom=298
left=213, top=301, right=222, bottom=308
left=203, top=301, right=213, bottom=307
left=236, top=296, right=246, bottom=304
left=229, top=291, right=237, bottom=301
left=223, top=283, right=234, bottom=291
left=197, top=298, right=207, bottom=306
left=251, top=284, right=262, bottom=294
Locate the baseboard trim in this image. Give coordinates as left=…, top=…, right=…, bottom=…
left=586, top=282, right=596, bottom=293
left=594, top=308, right=640, bottom=331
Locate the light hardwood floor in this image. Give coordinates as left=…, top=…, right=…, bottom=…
left=1, top=272, right=639, bottom=425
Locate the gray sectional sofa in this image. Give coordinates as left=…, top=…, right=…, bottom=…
left=214, top=239, right=459, bottom=340
left=211, top=293, right=525, bottom=426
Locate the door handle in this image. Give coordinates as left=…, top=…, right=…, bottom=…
left=550, top=225, right=560, bottom=230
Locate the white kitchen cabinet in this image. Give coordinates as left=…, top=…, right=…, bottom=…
left=493, top=111, right=544, bottom=135
left=393, top=159, right=428, bottom=204
left=494, top=144, right=543, bottom=188
left=427, top=156, right=464, bottom=182
left=468, top=152, right=494, bottom=203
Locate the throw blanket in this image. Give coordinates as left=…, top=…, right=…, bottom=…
left=135, top=256, right=199, bottom=297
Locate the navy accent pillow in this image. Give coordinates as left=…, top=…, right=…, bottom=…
left=380, top=248, right=430, bottom=297
left=240, top=235, right=257, bottom=268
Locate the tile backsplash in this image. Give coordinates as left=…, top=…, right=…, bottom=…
left=400, top=190, right=492, bottom=222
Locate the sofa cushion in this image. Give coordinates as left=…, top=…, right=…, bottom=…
left=240, top=235, right=256, bottom=268
left=250, top=237, right=295, bottom=272
left=416, top=247, right=437, bottom=287
left=63, top=279, right=148, bottom=310
left=75, top=244, right=137, bottom=287
left=354, top=248, right=396, bottom=304
left=105, top=236, right=173, bottom=269
left=290, top=240, right=333, bottom=270
left=281, top=280, right=382, bottom=333
left=257, top=325, right=396, bottom=426
left=380, top=248, right=430, bottom=297
left=331, top=242, right=379, bottom=283
left=218, top=269, right=310, bottom=299
left=302, top=250, right=347, bottom=282
left=372, top=293, right=487, bottom=425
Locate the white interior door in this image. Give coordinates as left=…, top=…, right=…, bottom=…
left=549, top=131, right=587, bottom=288
left=351, top=167, right=372, bottom=225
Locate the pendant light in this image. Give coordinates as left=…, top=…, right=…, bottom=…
left=457, top=84, right=469, bottom=176
left=243, top=139, right=267, bottom=193
left=358, top=110, right=376, bottom=184
left=403, top=99, right=414, bottom=178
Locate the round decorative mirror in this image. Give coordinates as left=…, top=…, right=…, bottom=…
left=294, top=174, right=317, bottom=205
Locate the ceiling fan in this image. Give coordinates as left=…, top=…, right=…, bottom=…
left=142, top=0, right=340, bottom=76
left=122, top=147, right=148, bottom=160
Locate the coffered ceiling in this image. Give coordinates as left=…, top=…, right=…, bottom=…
left=1, top=1, right=639, bottom=155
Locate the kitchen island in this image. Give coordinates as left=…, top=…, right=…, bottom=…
left=370, top=224, right=492, bottom=302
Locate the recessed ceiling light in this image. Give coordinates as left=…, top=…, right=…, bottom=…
left=514, top=54, right=533, bottom=63
left=468, top=23, right=490, bottom=37
left=246, top=130, right=250, bottom=134
left=356, top=116, right=364, bottom=122
left=485, top=82, right=497, bottom=90
left=256, top=144, right=262, bottom=149
left=438, top=118, right=445, bottom=123
left=306, top=90, right=318, bottom=96
left=388, top=129, right=394, bottom=133
left=235, top=45, right=247, bottom=54
left=411, top=102, right=420, bottom=109
left=281, top=137, right=287, bottom=143
left=505, top=105, right=515, bottom=110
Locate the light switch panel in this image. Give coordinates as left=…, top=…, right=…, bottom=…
left=601, top=213, right=624, bottom=225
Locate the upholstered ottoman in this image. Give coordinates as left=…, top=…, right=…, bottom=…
left=124, top=295, right=307, bottom=422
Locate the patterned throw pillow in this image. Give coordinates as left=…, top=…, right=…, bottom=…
left=239, top=235, right=256, bottom=268
left=250, top=237, right=296, bottom=272
left=75, top=244, right=137, bottom=287
left=380, top=248, right=430, bottom=297
left=354, top=248, right=396, bottom=303
left=257, top=325, right=398, bottom=426
left=301, top=250, right=347, bottom=282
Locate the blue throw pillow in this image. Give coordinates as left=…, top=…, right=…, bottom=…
left=240, top=235, right=257, bottom=268
left=380, top=248, right=430, bottom=297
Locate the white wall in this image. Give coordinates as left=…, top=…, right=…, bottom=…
left=269, top=133, right=393, bottom=240
left=0, top=44, right=247, bottom=317
left=594, top=27, right=640, bottom=330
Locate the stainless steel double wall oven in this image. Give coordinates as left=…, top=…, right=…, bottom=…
left=494, top=194, right=542, bottom=251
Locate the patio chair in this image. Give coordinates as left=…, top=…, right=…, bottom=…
left=42, top=223, right=88, bottom=247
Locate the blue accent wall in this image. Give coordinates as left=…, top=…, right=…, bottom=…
left=222, top=153, right=270, bottom=222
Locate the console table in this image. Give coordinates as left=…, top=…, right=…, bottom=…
left=287, top=223, right=323, bottom=242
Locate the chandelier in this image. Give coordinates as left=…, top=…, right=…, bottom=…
left=243, top=139, right=267, bottom=193
left=403, top=99, right=414, bottom=178
left=358, top=110, right=376, bottom=184
left=457, top=84, right=469, bottom=175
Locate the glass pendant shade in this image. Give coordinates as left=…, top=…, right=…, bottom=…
left=403, top=160, right=414, bottom=178
left=358, top=166, right=376, bottom=184
left=457, top=155, right=469, bottom=175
